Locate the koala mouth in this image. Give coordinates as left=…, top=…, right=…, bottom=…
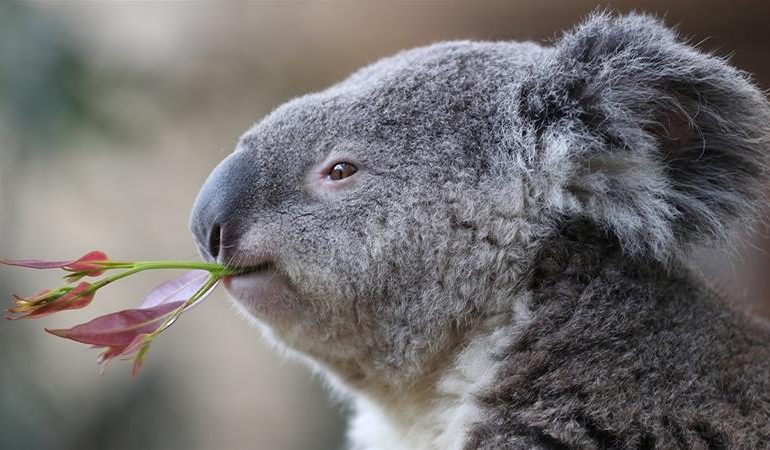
left=221, top=259, right=295, bottom=318
left=239, top=260, right=275, bottom=274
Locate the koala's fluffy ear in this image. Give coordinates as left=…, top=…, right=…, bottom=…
left=521, top=12, right=770, bottom=260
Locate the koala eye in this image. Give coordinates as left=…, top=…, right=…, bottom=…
left=328, top=162, right=358, bottom=181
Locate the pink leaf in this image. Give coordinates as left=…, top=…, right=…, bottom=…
left=139, top=270, right=209, bottom=309
left=0, top=258, right=71, bottom=269
left=121, top=333, right=151, bottom=356
left=0, top=250, right=110, bottom=276
left=45, top=301, right=185, bottom=346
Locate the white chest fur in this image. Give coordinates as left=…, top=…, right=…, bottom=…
left=347, top=321, right=520, bottom=450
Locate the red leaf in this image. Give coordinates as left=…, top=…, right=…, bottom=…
left=45, top=301, right=186, bottom=346
left=139, top=270, right=209, bottom=309
left=62, top=251, right=109, bottom=276
left=7, top=282, right=94, bottom=320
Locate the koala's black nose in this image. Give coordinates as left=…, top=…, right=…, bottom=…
left=206, top=223, right=222, bottom=260
left=190, top=150, right=257, bottom=263
left=190, top=201, right=226, bottom=263
left=191, top=219, right=223, bottom=261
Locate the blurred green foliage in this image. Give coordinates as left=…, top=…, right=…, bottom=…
left=0, top=1, right=106, bottom=153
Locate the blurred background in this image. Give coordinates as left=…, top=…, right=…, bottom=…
left=1, top=1, right=769, bottom=449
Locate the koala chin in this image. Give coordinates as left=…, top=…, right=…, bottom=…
left=191, top=11, right=770, bottom=450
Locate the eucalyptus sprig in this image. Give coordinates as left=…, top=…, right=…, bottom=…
left=1, top=251, right=248, bottom=377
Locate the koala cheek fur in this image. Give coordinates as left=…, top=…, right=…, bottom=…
left=191, top=11, right=770, bottom=450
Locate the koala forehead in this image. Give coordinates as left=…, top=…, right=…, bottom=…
left=237, top=41, right=549, bottom=181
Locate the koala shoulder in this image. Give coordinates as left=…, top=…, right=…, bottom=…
left=468, top=220, right=770, bottom=448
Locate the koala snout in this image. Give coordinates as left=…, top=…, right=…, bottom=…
left=190, top=150, right=258, bottom=264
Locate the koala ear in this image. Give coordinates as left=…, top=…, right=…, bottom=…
left=521, top=12, right=770, bottom=260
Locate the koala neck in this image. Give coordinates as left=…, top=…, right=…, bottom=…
left=345, top=306, right=526, bottom=450
left=341, top=220, right=629, bottom=450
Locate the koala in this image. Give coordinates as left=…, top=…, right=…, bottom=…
left=190, top=12, right=770, bottom=450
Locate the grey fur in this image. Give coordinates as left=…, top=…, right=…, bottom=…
left=190, top=11, right=770, bottom=449
left=468, top=221, right=770, bottom=449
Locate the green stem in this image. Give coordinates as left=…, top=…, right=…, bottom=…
left=99, top=261, right=248, bottom=276
left=89, top=262, right=244, bottom=293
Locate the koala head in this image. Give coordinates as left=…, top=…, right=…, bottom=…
left=190, top=13, right=770, bottom=394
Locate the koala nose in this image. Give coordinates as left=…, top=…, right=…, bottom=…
left=190, top=150, right=257, bottom=263
left=190, top=202, right=226, bottom=263
left=205, top=223, right=223, bottom=260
